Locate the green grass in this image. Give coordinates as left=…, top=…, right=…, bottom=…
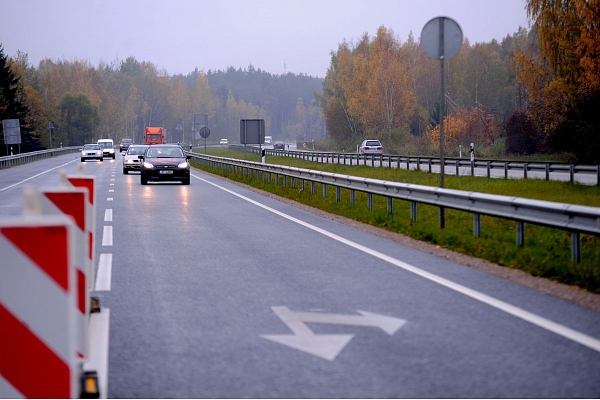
left=192, top=147, right=600, bottom=293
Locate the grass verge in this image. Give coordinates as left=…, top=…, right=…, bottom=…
left=191, top=148, right=600, bottom=293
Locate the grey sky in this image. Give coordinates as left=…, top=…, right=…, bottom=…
left=1, top=0, right=529, bottom=78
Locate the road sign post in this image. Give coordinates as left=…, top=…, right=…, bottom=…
left=421, top=16, right=462, bottom=228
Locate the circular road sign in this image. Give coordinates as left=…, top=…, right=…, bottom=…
left=199, top=126, right=210, bottom=138
left=421, top=16, right=463, bottom=60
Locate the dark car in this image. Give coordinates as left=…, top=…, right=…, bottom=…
left=273, top=141, right=286, bottom=150
left=119, top=138, right=133, bottom=152
left=139, top=144, right=191, bottom=185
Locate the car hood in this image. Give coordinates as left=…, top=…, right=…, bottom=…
left=147, top=157, right=185, bottom=164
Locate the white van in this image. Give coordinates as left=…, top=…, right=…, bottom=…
left=264, top=136, right=272, bottom=144
left=97, top=139, right=115, bottom=159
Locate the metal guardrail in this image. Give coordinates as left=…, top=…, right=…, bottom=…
left=188, top=152, right=600, bottom=263
left=230, top=145, right=600, bottom=186
left=0, top=147, right=80, bottom=169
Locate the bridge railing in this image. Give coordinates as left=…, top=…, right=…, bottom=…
left=0, top=147, right=80, bottom=169
left=188, top=152, right=600, bottom=263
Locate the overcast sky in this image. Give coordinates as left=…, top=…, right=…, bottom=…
left=1, top=0, right=529, bottom=78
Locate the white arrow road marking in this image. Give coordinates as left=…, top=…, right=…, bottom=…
left=260, top=306, right=406, bottom=361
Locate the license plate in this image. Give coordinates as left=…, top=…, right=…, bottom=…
left=159, top=170, right=173, bottom=174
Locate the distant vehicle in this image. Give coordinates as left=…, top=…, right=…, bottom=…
left=122, top=144, right=149, bottom=174
left=273, top=141, right=285, bottom=150
left=264, top=136, right=272, bottom=144
left=144, top=127, right=165, bottom=145
left=97, top=139, right=115, bottom=159
left=119, top=138, right=133, bottom=152
left=139, top=144, right=191, bottom=185
left=358, top=139, right=383, bottom=155
left=81, top=144, right=103, bottom=162
left=219, top=138, right=229, bottom=146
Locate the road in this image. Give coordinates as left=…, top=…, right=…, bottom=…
left=1, top=152, right=599, bottom=398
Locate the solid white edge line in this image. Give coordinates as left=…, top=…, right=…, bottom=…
left=102, top=226, right=113, bottom=246
left=191, top=173, right=600, bottom=353
left=0, top=159, right=77, bottom=192
left=95, top=253, right=112, bottom=291
left=83, top=308, right=110, bottom=399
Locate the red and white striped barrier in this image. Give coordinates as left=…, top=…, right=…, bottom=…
left=66, top=175, right=96, bottom=291
left=40, top=187, right=90, bottom=360
left=0, top=215, right=79, bottom=398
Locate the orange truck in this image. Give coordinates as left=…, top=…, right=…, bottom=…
left=144, top=127, right=165, bottom=145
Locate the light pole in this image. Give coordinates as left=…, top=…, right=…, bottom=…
left=46, top=121, right=54, bottom=148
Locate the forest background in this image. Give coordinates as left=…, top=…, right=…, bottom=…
left=1, top=0, right=599, bottom=163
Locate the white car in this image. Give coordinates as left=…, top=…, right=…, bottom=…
left=98, top=139, right=115, bottom=159
left=358, top=139, right=383, bottom=155
left=219, top=138, right=229, bottom=146
left=81, top=144, right=103, bottom=162
left=122, top=144, right=149, bottom=174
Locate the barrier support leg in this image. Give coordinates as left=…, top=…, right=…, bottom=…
left=571, top=232, right=581, bottom=263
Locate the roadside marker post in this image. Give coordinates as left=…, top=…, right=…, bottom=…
left=0, top=215, right=80, bottom=398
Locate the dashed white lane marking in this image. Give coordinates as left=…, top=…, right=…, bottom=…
left=104, top=209, right=112, bottom=222
left=102, top=226, right=113, bottom=246
left=95, top=253, right=112, bottom=291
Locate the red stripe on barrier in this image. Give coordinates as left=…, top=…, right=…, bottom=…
left=44, top=192, right=86, bottom=231
left=0, top=304, right=71, bottom=399
left=89, top=231, right=93, bottom=260
left=77, top=269, right=86, bottom=313
left=0, top=226, right=69, bottom=291
left=67, top=177, right=95, bottom=206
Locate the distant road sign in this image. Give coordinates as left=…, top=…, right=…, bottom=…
left=421, top=16, right=462, bottom=60
left=199, top=127, right=210, bottom=138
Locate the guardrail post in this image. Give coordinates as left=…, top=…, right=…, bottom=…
left=301, top=179, right=305, bottom=191
left=473, top=213, right=481, bottom=238
left=368, top=193, right=373, bottom=210
left=397, top=156, right=400, bottom=170
left=371, top=155, right=375, bottom=167
left=471, top=160, right=474, bottom=176
left=410, top=201, right=417, bottom=222
left=428, top=158, right=432, bottom=173
left=571, top=232, right=581, bottom=263
left=524, top=163, right=528, bottom=179
left=350, top=189, right=356, bottom=205
left=545, top=164, right=550, bottom=181
left=570, top=164, right=574, bottom=184
left=504, top=162, right=509, bottom=179
left=417, top=157, right=421, bottom=171
left=455, top=160, right=459, bottom=176
left=274, top=173, right=278, bottom=185
left=387, top=197, right=393, bottom=214
left=517, top=221, right=525, bottom=247
left=311, top=181, right=316, bottom=195
left=597, top=165, right=600, bottom=186
left=439, top=207, right=446, bottom=229
left=487, top=161, right=491, bottom=179
left=388, top=155, right=392, bottom=168
left=336, top=187, right=341, bottom=202
left=283, top=175, right=287, bottom=187
left=323, top=184, right=327, bottom=198
left=406, top=157, right=410, bottom=170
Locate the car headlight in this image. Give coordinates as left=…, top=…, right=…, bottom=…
left=125, top=159, right=135, bottom=164
left=143, top=162, right=154, bottom=169
left=178, top=162, right=189, bottom=169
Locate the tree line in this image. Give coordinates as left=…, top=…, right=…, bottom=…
left=1, top=0, right=599, bottom=162
left=0, top=49, right=325, bottom=156
left=319, top=0, right=600, bottom=162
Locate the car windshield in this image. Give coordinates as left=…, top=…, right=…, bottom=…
left=366, top=141, right=381, bottom=146
left=127, top=146, right=148, bottom=155
left=83, top=144, right=100, bottom=150
left=121, top=139, right=132, bottom=144
left=146, top=147, right=183, bottom=158
left=98, top=142, right=112, bottom=148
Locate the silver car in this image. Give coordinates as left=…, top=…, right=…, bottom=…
left=122, top=145, right=149, bottom=174
left=81, top=144, right=103, bottom=162
left=359, top=139, right=383, bottom=155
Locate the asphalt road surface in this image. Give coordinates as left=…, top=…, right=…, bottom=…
left=1, top=152, right=599, bottom=398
